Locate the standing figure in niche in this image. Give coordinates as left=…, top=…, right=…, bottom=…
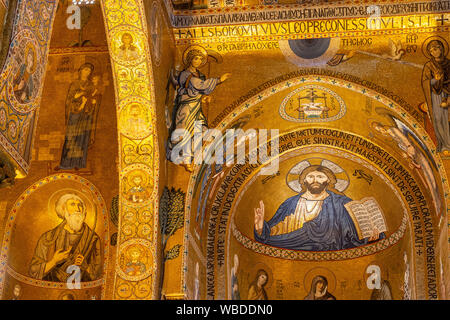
left=421, top=38, right=450, bottom=153
left=304, top=275, right=336, bottom=300
left=56, top=63, right=98, bottom=170
left=13, top=44, right=36, bottom=104
left=230, top=254, right=241, bottom=300
left=166, top=45, right=231, bottom=172
left=247, top=269, right=268, bottom=300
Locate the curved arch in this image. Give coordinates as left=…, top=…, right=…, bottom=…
left=0, top=173, right=110, bottom=299
left=202, top=72, right=449, bottom=215
left=184, top=73, right=449, bottom=300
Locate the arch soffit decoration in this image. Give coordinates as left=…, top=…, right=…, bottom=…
left=0, top=174, right=110, bottom=298
left=100, top=0, right=160, bottom=300
left=182, top=72, right=450, bottom=299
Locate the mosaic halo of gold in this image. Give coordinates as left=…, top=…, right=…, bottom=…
left=182, top=45, right=208, bottom=68
left=303, top=267, right=337, bottom=294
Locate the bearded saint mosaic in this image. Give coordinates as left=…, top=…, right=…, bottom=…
left=29, top=192, right=102, bottom=282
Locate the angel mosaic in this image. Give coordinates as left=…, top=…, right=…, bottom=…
left=370, top=111, right=441, bottom=215
left=166, top=45, right=231, bottom=172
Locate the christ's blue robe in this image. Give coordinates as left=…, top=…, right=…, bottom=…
left=254, top=190, right=385, bottom=251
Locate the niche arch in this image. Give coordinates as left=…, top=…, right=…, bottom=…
left=183, top=72, right=449, bottom=300
left=0, top=173, right=110, bottom=300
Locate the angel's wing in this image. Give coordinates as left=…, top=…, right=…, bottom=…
left=388, top=39, right=397, bottom=56
left=169, top=68, right=179, bottom=88
left=392, top=117, right=438, bottom=170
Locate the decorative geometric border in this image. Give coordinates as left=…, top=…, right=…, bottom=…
left=163, top=0, right=450, bottom=24
left=49, top=46, right=109, bottom=55
left=6, top=266, right=104, bottom=289
left=231, top=217, right=407, bottom=261
left=0, top=173, right=110, bottom=298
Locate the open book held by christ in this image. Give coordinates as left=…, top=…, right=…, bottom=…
left=344, top=197, right=388, bottom=240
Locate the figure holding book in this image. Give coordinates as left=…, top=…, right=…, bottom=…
left=254, top=164, right=386, bottom=251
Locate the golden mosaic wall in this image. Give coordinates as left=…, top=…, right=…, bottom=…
left=0, top=0, right=447, bottom=300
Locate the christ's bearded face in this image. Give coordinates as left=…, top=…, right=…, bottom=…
left=64, top=198, right=85, bottom=232
left=304, top=171, right=329, bottom=194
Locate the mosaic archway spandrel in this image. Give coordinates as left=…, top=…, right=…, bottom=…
left=0, top=0, right=58, bottom=174
left=100, top=0, right=160, bottom=299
